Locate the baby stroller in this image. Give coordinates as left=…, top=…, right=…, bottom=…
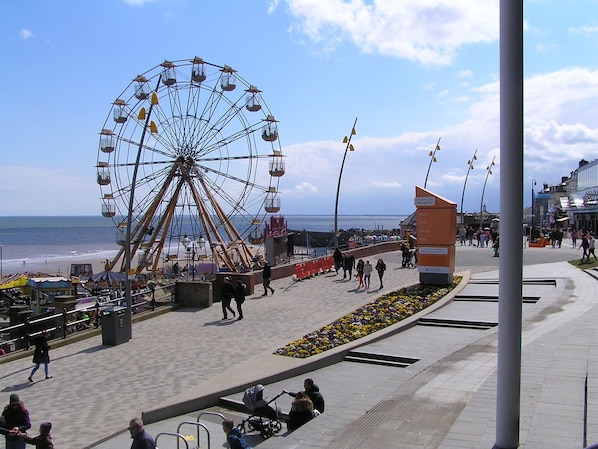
left=402, top=247, right=417, bottom=268
left=237, top=384, right=284, bottom=439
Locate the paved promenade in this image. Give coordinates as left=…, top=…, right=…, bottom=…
left=0, top=242, right=593, bottom=448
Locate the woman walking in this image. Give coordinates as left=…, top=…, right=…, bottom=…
left=28, top=331, right=51, bottom=382
left=375, top=258, right=386, bottom=289
left=356, top=259, right=365, bottom=289
left=363, top=260, right=373, bottom=290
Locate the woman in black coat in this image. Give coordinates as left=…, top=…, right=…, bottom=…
left=1, top=393, right=31, bottom=449
left=28, top=331, right=51, bottom=382
left=287, top=392, right=317, bottom=431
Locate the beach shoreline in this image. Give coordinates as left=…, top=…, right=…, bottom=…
left=2, top=244, right=269, bottom=279
left=2, top=252, right=117, bottom=278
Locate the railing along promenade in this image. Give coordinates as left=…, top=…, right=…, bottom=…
left=0, top=282, right=176, bottom=363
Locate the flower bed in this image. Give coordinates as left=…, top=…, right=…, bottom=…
left=274, top=277, right=462, bottom=358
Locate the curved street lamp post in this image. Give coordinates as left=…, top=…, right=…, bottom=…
left=479, top=156, right=496, bottom=231
left=124, top=80, right=160, bottom=341
left=333, top=117, right=358, bottom=249
left=460, top=149, right=478, bottom=227
left=423, top=137, right=442, bottom=189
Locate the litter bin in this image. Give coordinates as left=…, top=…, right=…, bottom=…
left=101, top=306, right=129, bottom=346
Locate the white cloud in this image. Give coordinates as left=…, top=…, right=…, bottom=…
left=371, top=181, right=401, bottom=188
left=276, top=67, right=598, bottom=214
left=284, top=182, right=319, bottom=196
left=535, top=43, right=555, bottom=53
left=568, top=25, right=598, bottom=37
left=268, top=0, right=281, bottom=15
left=282, top=0, right=499, bottom=65
left=20, top=28, right=34, bottom=39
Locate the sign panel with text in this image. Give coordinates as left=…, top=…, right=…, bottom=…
left=415, top=186, right=456, bottom=284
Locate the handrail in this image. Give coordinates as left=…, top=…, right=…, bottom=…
left=154, top=431, right=189, bottom=449
left=0, top=283, right=176, bottom=353
left=196, top=411, right=225, bottom=422
left=175, top=421, right=210, bottom=449
left=196, top=411, right=225, bottom=448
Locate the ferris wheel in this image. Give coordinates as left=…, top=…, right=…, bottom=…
left=96, top=57, right=285, bottom=274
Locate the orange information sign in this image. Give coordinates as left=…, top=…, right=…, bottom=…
left=415, top=186, right=456, bottom=283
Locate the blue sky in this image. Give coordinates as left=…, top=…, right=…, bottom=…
left=1, top=0, right=598, bottom=218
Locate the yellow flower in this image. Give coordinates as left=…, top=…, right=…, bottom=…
left=275, top=277, right=462, bottom=358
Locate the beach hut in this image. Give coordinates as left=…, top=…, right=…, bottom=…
left=28, top=276, right=71, bottom=315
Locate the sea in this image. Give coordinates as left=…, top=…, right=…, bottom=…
left=0, top=215, right=405, bottom=275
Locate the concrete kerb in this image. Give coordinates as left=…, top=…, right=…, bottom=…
left=141, top=270, right=471, bottom=425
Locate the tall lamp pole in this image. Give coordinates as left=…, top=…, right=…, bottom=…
left=460, top=149, right=478, bottom=227
left=532, top=179, right=536, bottom=229
left=423, top=137, right=442, bottom=189
left=479, top=156, right=496, bottom=231
left=333, top=117, right=358, bottom=249
left=181, top=235, right=191, bottom=279
left=182, top=236, right=205, bottom=281
left=124, top=80, right=160, bottom=341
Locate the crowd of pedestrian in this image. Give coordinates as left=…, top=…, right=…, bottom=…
left=459, top=225, right=500, bottom=249
left=334, top=248, right=391, bottom=290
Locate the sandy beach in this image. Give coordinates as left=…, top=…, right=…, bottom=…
left=3, top=252, right=116, bottom=278
left=2, top=244, right=267, bottom=279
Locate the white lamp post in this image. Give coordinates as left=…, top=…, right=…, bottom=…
left=196, top=236, right=206, bottom=280
left=210, top=243, right=218, bottom=278
left=181, top=235, right=192, bottom=279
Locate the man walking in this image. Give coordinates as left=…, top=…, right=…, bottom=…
left=220, top=277, right=236, bottom=319
left=580, top=233, right=590, bottom=263
left=342, top=253, right=355, bottom=280
left=128, top=418, right=155, bottom=449
left=262, top=261, right=275, bottom=296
